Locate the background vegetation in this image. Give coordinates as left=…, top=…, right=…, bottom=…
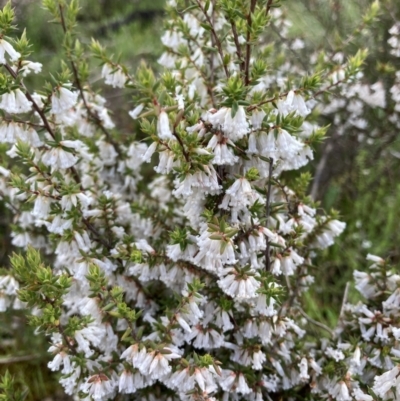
left=1, top=0, right=399, bottom=399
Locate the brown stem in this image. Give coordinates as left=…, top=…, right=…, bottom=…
left=265, top=158, right=273, bottom=271
left=312, top=79, right=345, bottom=98
left=334, top=282, right=350, bottom=338
left=3, top=64, right=82, bottom=187
left=230, top=20, right=245, bottom=73
left=266, top=0, right=273, bottom=15
left=173, top=129, right=190, bottom=163
left=0, top=354, right=43, bottom=364
left=58, top=4, right=122, bottom=156
left=82, top=218, right=111, bottom=249
left=58, top=324, right=78, bottom=355
left=310, top=141, right=334, bottom=200
left=247, top=78, right=345, bottom=113
left=244, top=0, right=257, bottom=85
left=195, top=0, right=230, bottom=78
left=297, top=306, right=334, bottom=337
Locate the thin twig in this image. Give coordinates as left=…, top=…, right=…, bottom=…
left=265, top=157, right=274, bottom=271
left=334, top=282, right=350, bottom=337
left=297, top=306, right=334, bottom=337
left=310, top=141, right=333, bottom=200
left=3, top=64, right=82, bottom=187
left=209, top=0, right=216, bottom=89
left=173, top=130, right=190, bottom=163
left=339, top=282, right=350, bottom=320
left=266, top=0, right=274, bottom=16
left=244, top=0, right=257, bottom=85
left=4, top=65, right=56, bottom=140
left=0, top=354, right=43, bottom=364
left=230, top=20, right=245, bottom=73
left=247, top=93, right=287, bottom=112
left=58, top=4, right=122, bottom=155
left=195, top=0, right=230, bottom=78
left=312, top=79, right=346, bottom=98
left=58, top=324, right=78, bottom=356
left=82, top=218, right=111, bottom=249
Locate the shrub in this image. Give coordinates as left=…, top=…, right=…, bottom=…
left=0, top=1, right=399, bottom=400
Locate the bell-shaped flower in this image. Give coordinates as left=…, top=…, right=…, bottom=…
left=101, top=63, right=127, bottom=88
left=157, top=110, right=173, bottom=140
left=0, top=38, right=20, bottom=64
left=51, top=86, right=78, bottom=114
left=0, top=89, right=32, bottom=114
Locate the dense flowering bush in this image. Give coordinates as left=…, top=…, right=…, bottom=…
left=0, top=0, right=399, bottom=400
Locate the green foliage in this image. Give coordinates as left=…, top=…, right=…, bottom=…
left=0, top=0, right=400, bottom=398
left=10, top=247, right=71, bottom=333
left=0, top=370, right=28, bottom=401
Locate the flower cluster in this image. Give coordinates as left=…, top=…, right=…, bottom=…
left=0, top=1, right=397, bottom=401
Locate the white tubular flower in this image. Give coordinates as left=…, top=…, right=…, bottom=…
left=251, top=109, right=266, bottom=129
left=280, top=249, right=304, bottom=276
left=59, top=363, right=81, bottom=395
left=278, top=90, right=310, bottom=117
left=157, top=110, right=173, bottom=139
left=46, top=216, right=73, bottom=234
left=0, top=38, right=20, bottom=64
left=329, top=380, right=351, bottom=401
left=254, top=293, right=278, bottom=317
left=168, top=368, right=195, bottom=392
left=224, top=106, right=249, bottom=141
left=218, top=268, right=260, bottom=299
left=154, top=149, right=176, bottom=173
left=220, top=178, right=262, bottom=211
left=129, top=103, right=144, bottom=119
left=118, top=370, right=136, bottom=394
left=51, top=86, right=78, bottom=114
left=372, top=365, right=400, bottom=398
left=186, top=325, right=224, bottom=349
left=48, top=351, right=71, bottom=374
left=175, top=93, right=185, bottom=109
left=208, top=134, right=238, bottom=166
left=0, top=275, right=18, bottom=295
left=122, top=344, right=181, bottom=380
left=143, top=349, right=180, bottom=380
left=194, top=229, right=237, bottom=272
left=120, top=343, right=142, bottom=365
left=32, top=194, right=52, bottom=219
left=101, top=63, right=127, bottom=88
left=0, top=292, right=11, bottom=312
left=298, top=358, right=309, bottom=381
left=366, top=253, right=384, bottom=264
left=141, top=141, right=157, bottom=163
left=208, top=106, right=249, bottom=141
left=23, top=127, right=42, bottom=147
left=352, top=388, right=373, bottom=401
left=74, top=324, right=105, bottom=357
left=231, top=345, right=266, bottom=370
left=20, top=60, right=42, bottom=76
left=176, top=314, right=192, bottom=333
left=61, top=192, right=92, bottom=211
left=392, top=327, right=400, bottom=340
left=313, top=219, right=346, bottom=249
left=325, top=347, right=345, bottom=362
left=173, top=164, right=220, bottom=197
left=0, top=122, right=17, bottom=143
left=220, top=370, right=252, bottom=395
left=194, top=366, right=218, bottom=393
left=80, top=374, right=116, bottom=400
left=0, top=89, right=32, bottom=114
left=41, top=146, right=78, bottom=171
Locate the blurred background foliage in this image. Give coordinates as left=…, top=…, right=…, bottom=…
left=1, top=0, right=400, bottom=399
